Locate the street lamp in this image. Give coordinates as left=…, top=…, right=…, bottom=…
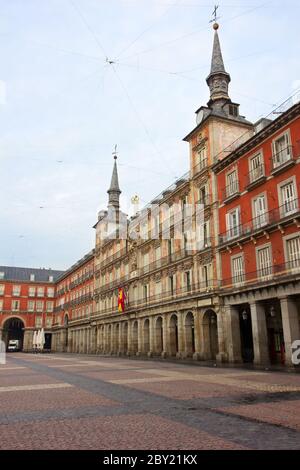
left=242, top=309, right=248, bottom=321
left=270, top=306, right=276, bottom=317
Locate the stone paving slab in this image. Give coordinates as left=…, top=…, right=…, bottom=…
left=216, top=400, right=300, bottom=432
left=1, top=353, right=300, bottom=450
left=0, top=413, right=248, bottom=450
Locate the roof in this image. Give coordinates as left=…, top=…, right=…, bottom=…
left=55, top=250, right=94, bottom=283
left=0, top=266, right=64, bottom=283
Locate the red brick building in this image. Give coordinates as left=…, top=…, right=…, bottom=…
left=0, top=266, right=64, bottom=350
left=52, top=250, right=94, bottom=353
left=213, top=101, right=300, bottom=366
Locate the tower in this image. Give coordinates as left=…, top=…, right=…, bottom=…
left=107, top=149, right=121, bottom=210
left=206, top=22, right=231, bottom=110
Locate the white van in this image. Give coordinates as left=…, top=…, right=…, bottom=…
left=7, top=340, right=21, bottom=352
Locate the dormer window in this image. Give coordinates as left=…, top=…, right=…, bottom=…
left=229, top=104, right=238, bottom=117
left=30, top=274, right=35, bottom=281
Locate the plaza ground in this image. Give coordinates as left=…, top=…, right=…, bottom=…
left=0, top=353, right=300, bottom=450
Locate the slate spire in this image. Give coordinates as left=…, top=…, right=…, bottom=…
left=206, top=23, right=231, bottom=107
left=107, top=150, right=121, bottom=209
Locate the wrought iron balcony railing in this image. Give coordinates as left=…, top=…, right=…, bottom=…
left=219, top=197, right=300, bottom=245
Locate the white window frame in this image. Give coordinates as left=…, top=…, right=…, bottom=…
left=226, top=207, right=241, bottom=240
left=249, top=151, right=264, bottom=183
left=277, top=176, right=298, bottom=217
left=272, top=129, right=292, bottom=168
left=252, top=192, right=268, bottom=229
left=226, top=169, right=239, bottom=197
left=231, top=254, right=245, bottom=285
left=283, top=232, right=300, bottom=271
left=256, top=243, right=272, bottom=279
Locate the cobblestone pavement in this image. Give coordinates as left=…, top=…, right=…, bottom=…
left=1, top=353, right=300, bottom=450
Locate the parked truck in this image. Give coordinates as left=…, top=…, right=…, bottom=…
left=7, top=339, right=21, bottom=352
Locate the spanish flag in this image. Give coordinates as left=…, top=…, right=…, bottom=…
left=118, top=287, right=125, bottom=313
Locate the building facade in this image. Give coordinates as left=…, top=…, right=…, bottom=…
left=2, top=24, right=300, bottom=367
left=0, top=267, right=63, bottom=350
left=51, top=250, right=94, bottom=353
left=213, top=101, right=300, bottom=367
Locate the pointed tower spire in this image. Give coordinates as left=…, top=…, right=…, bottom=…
left=206, top=22, right=231, bottom=108
left=107, top=145, right=121, bottom=209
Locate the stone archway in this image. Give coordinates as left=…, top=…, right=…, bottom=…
left=184, top=312, right=195, bottom=357
left=202, top=309, right=219, bottom=360
left=169, top=314, right=178, bottom=356
left=2, top=318, right=25, bottom=351
left=143, top=319, right=150, bottom=354
left=155, top=316, right=163, bottom=355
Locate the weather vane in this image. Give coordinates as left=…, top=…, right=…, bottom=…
left=209, top=5, right=220, bottom=25
left=112, top=144, right=118, bottom=160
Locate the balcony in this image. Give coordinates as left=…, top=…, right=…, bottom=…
left=219, top=197, right=300, bottom=246
left=222, top=180, right=240, bottom=203
left=193, top=158, right=208, bottom=177
left=271, top=145, right=295, bottom=175
left=245, top=164, right=266, bottom=190
left=98, top=279, right=219, bottom=315
left=220, top=259, right=300, bottom=290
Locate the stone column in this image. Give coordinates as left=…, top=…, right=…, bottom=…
left=281, top=297, right=300, bottom=366
left=148, top=316, right=155, bottom=357
left=216, top=311, right=228, bottom=363
left=250, top=302, right=270, bottom=365
left=23, top=329, right=33, bottom=352
left=161, top=315, right=169, bottom=358
left=193, top=312, right=201, bottom=360
left=137, top=319, right=143, bottom=356
left=127, top=321, right=134, bottom=356
left=226, top=305, right=242, bottom=363
left=176, top=313, right=185, bottom=358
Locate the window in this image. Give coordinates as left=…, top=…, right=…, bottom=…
left=185, top=271, right=191, bottom=291
left=279, top=180, right=298, bottom=216
left=198, top=221, right=210, bottom=249
left=28, top=286, right=35, bottom=297
left=48, top=275, right=54, bottom=282
left=226, top=207, right=240, bottom=239
left=47, top=287, right=54, bottom=298
left=37, top=287, right=44, bottom=297
left=169, top=275, right=174, bottom=295
left=229, top=104, right=238, bottom=117
left=286, top=236, right=300, bottom=269
left=12, top=300, right=20, bottom=311
left=272, top=132, right=292, bottom=168
left=46, top=301, right=54, bottom=313
left=35, top=317, right=42, bottom=328
left=46, top=317, right=52, bottom=328
left=0, top=284, right=4, bottom=296
left=253, top=194, right=268, bottom=229
left=144, top=285, right=148, bottom=301
left=196, top=145, right=207, bottom=171
left=0, top=272, right=4, bottom=280
left=249, top=152, right=264, bottom=183
left=226, top=170, right=239, bottom=197
left=28, top=301, right=35, bottom=312
left=30, top=274, right=35, bottom=281
left=257, top=245, right=272, bottom=278
left=36, top=301, right=43, bottom=312
left=155, top=281, right=161, bottom=296
left=231, top=255, right=245, bottom=284
left=0, top=300, right=3, bottom=311
left=12, top=285, right=21, bottom=296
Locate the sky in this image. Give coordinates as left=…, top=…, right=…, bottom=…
left=0, top=0, right=299, bottom=270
